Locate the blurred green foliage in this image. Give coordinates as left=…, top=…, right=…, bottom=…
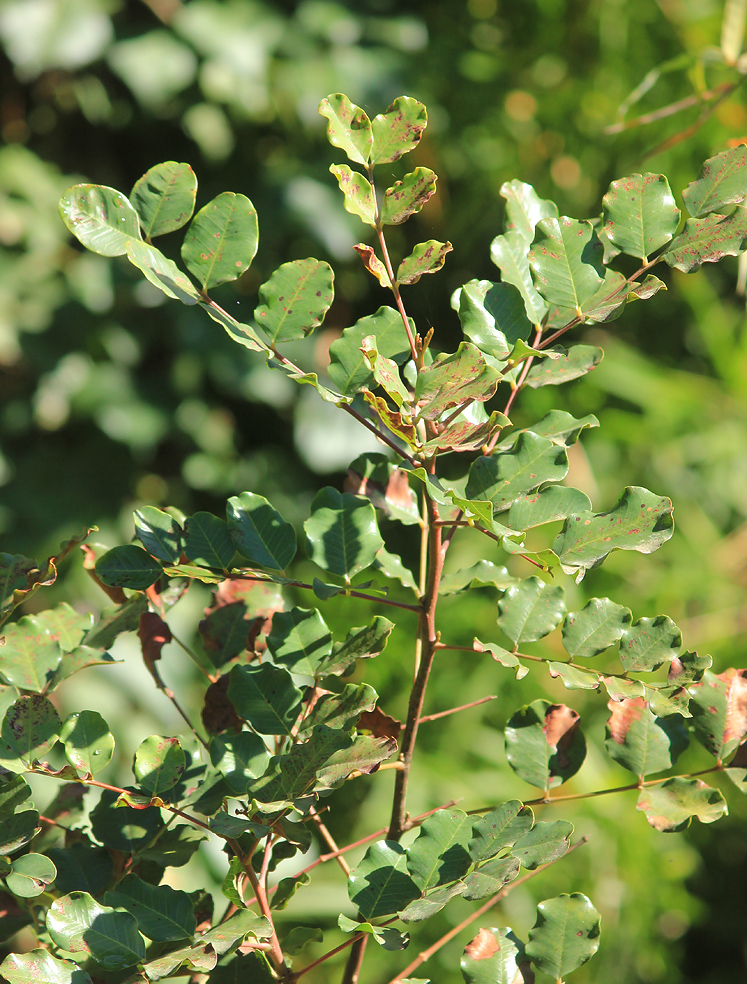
left=1, top=1, right=747, bottom=982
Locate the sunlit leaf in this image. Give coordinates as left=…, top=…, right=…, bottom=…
left=371, top=96, right=427, bottom=164
left=131, top=161, right=197, bottom=238
left=209, top=732, right=269, bottom=795
left=637, top=778, right=728, bottom=832
left=501, top=179, right=558, bottom=243
left=327, top=306, right=410, bottom=396
left=181, top=192, right=258, bottom=290
left=461, top=927, right=532, bottom=984
left=469, top=801, right=533, bottom=862
left=440, top=562, right=518, bottom=595
left=183, top=512, right=235, bottom=570
left=405, top=808, right=473, bottom=890
left=226, top=491, right=296, bottom=571
left=59, top=184, right=141, bottom=256
left=254, top=258, right=334, bottom=345
left=682, top=146, right=747, bottom=217
left=457, top=280, right=533, bottom=362
left=465, top=433, right=568, bottom=514
left=299, top=683, right=378, bottom=734
left=524, top=344, right=603, bottom=388
left=400, top=882, right=467, bottom=923
left=133, top=736, right=185, bottom=797
left=266, top=607, right=332, bottom=677
left=505, top=700, right=584, bottom=790
left=561, top=598, right=632, bottom=659
left=462, top=856, right=520, bottom=901
left=508, top=486, right=592, bottom=531
left=510, top=820, right=573, bottom=869
left=605, top=697, right=689, bottom=776
left=662, top=205, right=747, bottom=272
left=490, top=231, right=548, bottom=326
left=473, top=639, right=528, bottom=679
left=525, top=894, right=601, bottom=978
left=59, top=710, right=114, bottom=775
left=602, top=173, right=679, bottom=260
left=414, top=342, right=501, bottom=421
left=304, top=488, right=384, bottom=580
left=348, top=841, right=421, bottom=919
left=0, top=950, right=91, bottom=984
left=133, top=506, right=183, bottom=564
left=319, top=93, right=373, bottom=165
left=397, top=240, right=452, bottom=285
left=316, top=616, right=395, bottom=677
left=528, top=217, right=605, bottom=311
left=689, top=668, right=747, bottom=760
left=126, top=240, right=200, bottom=303
left=7, top=853, right=56, bottom=898
left=382, top=167, right=437, bottom=224
left=619, top=615, right=682, bottom=672
left=47, top=892, right=146, bottom=970
left=228, top=663, right=303, bottom=737
left=329, top=164, right=375, bottom=225
left=0, top=695, right=60, bottom=771
left=497, top=577, right=566, bottom=645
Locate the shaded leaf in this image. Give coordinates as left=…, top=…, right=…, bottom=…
left=689, top=668, right=747, bottom=760
left=619, top=615, right=682, bottom=672
left=490, top=232, right=548, bottom=326
left=59, top=184, right=141, bottom=256
left=561, top=598, right=632, bottom=659
left=682, top=146, right=747, bottom=217
left=0, top=810, right=41, bottom=855
left=469, top=801, right=534, bottom=863
left=457, top=280, right=533, bottom=362
left=316, top=616, right=394, bottom=677
left=547, top=662, right=601, bottom=692
left=637, top=777, right=728, bottom=832
left=181, top=192, right=258, bottom=290
left=47, top=844, right=113, bottom=896
left=126, top=240, right=200, bottom=303
left=440, top=562, right=518, bottom=595
left=400, top=881, right=467, bottom=923
left=95, top=545, right=163, bottom=590
left=397, top=240, right=452, bottom=285
left=462, top=856, right=521, bottom=901
left=319, top=93, right=372, bottom=165
left=605, top=698, right=689, bottom=776
left=511, top=818, right=572, bottom=868
left=382, top=167, right=437, bottom=224
left=133, top=736, right=185, bottom=797
left=228, top=663, right=302, bottom=737
left=406, top=808, right=473, bottom=891
left=338, top=913, right=409, bottom=950
left=299, top=683, right=377, bottom=734
left=505, top=701, right=585, bottom=791
left=602, top=173, right=679, bottom=260
left=183, top=512, right=235, bottom=570
left=518, top=410, right=599, bottom=448
left=0, top=614, right=63, bottom=692
left=348, top=841, right=421, bottom=919
left=59, top=710, right=114, bottom=775
left=0, top=695, right=61, bottom=771
left=497, top=577, right=566, bottom=645
left=271, top=872, right=310, bottom=911
left=46, top=891, right=145, bottom=970
left=209, top=732, right=270, bottom=794
left=90, top=789, right=164, bottom=851
left=525, top=894, right=601, bottom=978
left=327, top=307, right=410, bottom=396
left=465, top=433, right=568, bottom=514
left=553, top=486, right=674, bottom=580
left=199, top=301, right=269, bottom=354
left=528, top=218, right=605, bottom=310
left=254, top=258, right=334, bottom=345
left=304, top=488, right=384, bottom=580
left=371, top=96, right=427, bottom=164
left=267, top=607, right=332, bottom=677
left=346, top=453, right=420, bottom=526
left=7, top=853, right=56, bottom=898
left=134, top=506, right=183, bottom=564
left=227, top=492, right=296, bottom=571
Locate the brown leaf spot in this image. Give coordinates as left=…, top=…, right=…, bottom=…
left=721, top=667, right=747, bottom=746
left=202, top=674, right=242, bottom=735
left=138, top=612, right=172, bottom=680
left=358, top=707, right=402, bottom=740
left=607, top=696, right=646, bottom=744
left=465, top=928, right=500, bottom=960
left=543, top=703, right=580, bottom=754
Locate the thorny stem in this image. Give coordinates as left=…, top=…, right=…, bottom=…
left=386, top=837, right=589, bottom=984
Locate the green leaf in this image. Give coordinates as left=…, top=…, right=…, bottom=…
left=319, top=93, right=373, bottom=165
left=602, top=173, right=680, bottom=260
left=346, top=453, right=420, bottom=526
left=371, top=96, right=427, bottom=164
left=440, top=562, right=518, bottom=595
left=682, top=146, right=747, bottom=217
left=59, top=710, right=114, bottom=775
left=90, top=789, right=164, bottom=851
left=329, top=164, right=375, bottom=224
left=689, top=669, right=747, bottom=760
left=283, top=925, right=324, bottom=953
left=134, top=506, right=183, bottom=564
left=602, top=676, right=645, bottom=702
left=130, top=161, right=197, bottom=238
left=668, top=650, right=712, bottom=686
left=547, top=662, right=599, bottom=691
left=27, top=604, right=92, bottom=654
left=497, top=577, right=566, bottom=645
left=474, top=639, right=528, bottom=680
left=228, top=663, right=302, bottom=736
left=59, top=184, right=141, bottom=256
left=47, top=891, right=146, bottom=970
left=0, top=773, right=32, bottom=817
left=662, top=205, right=747, bottom=272
left=226, top=492, right=296, bottom=571
left=0, top=615, right=62, bottom=692
left=469, top=801, right=533, bottom=862
left=406, top=808, right=473, bottom=891
left=508, top=485, right=592, bottom=531
left=266, top=607, right=332, bottom=676
left=397, top=240, right=453, bottom=285
left=525, top=894, right=601, bottom=978
left=84, top=595, right=148, bottom=650
left=183, top=512, right=235, bottom=569
left=299, top=683, right=377, bottom=734
left=200, top=301, right=269, bottom=354
left=462, top=857, right=520, bottom=901
left=105, top=874, right=196, bottom=942
left=327, top=306, right=410, bottom=396
left=7, top=853, right=56, bottom=898
left=95, top=544, right=163, bottom=590
left=0, top=695, right=61, bottom=771
left=520, top=410, right=599, bottom=447
left=524, top=344, right=604, bottom=388
left=505, top=701, right=585, bottom=791
left=349, top=841, right=421, bottom=919
left=304, top=488, right=384, bottom=580
left=47, top=844, right=113, bottom=896
left=553, top=486, right=674, bottom=580
left=0, top=950, right=92, bottom=984
left=619, top=615, right=682, bottom=672
left=382, top=167, right=437, bottom=225
left=362, top=335, right=411, bottom=407
left=400, top=882, right=467, bottom=923
left=490, top=232, right=548, bottom=326
left=528, top=217, right=605, bottom=311
left=209, top=733, right=270, bottom=795
left=133, top=736, right=185, bottom=796
left=605, top=698, right=689, bottom=777
left=0, top=553, right=37, bottom=623
left=125, top=241, right=200, bottom=304
left=353, top=243, right=391, bottom=287
left=254, top=258, right=334, bottom=344
left=414, top=342, right=501, bottom=421
left=456, top=280, right=533, bottom=362
left=338, top=913, right=409, bottom=950
left=316, top=616, right=395, bottom=677
left=562, top=598, right=632, bottom=659
left=181, top=192, right=258, bottom=290
left=461, top=927, right=530, bottom=984
left=271, top=872, right=311, bottom=911
left=466, top=433, right=568, bottom=514
left=501, top=179, right=559, bottom=242
left=0, top=810, right=41, bottom=854
left=636, top=777, right=728, bottom=832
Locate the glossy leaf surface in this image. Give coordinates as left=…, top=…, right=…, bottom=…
left=682, top=146, right=747, bottom=217
left=47, top=892, right=145, bottom=970
left=348, top=841, right=421, bottom=919
left=134, top=506, right=183, bottom=564
left=227, top=491, right=296, bottom=571
left=602, top=172, right=679, bottom=259
left=465, top=434, right=568, bottom=514
left=371, top=96, right=427, bottom=164
left=619, top=615, right=682, bottom=672
left=181, top=192, right=258, bottom=290
left=406, top=808, right=473, bottom=890
left=663, top=206, right=747, bottom=272
left=605, top=698, right=688, bottom=776
left=525, top=894, right=601, bottom=978
left=304, top=488, right=384, bottom=580
left=329, top=165, right=375, bottom=224
left=105, top=874, right=196, bottom=942
left=267, top=607, right=332, bottom=677
left=461, top=927, right=531, bottom=984
left=95, top=545, right=163, bottom=590
left=637, top=778, right=728, bottom=832
left=528, top=217, right=605, bottom=310
left=59, top=710, right=114, bottom=774
left=319, top=93, right=373, bottom=165
left=131, top=161, right=197, bottom=238
left=254, top=258, right=334, bottom=344
left=524, top=344, right=603, bottom=388
left=59, top=185, right=141, bottom=256
left=0, top=950, right=91, bottom=984
left=505, top=700, right=585, bottom=790
left=497, top=577, right=566, bottom=645
left=228, top=663, right=302, bottom=736
left=133, top=736, right=185, bottom=796
left=562, top=598, right=632, bottom=659
left=397, top=240, right=453, bottom=285
left=382, top=167, right=437, bottom=224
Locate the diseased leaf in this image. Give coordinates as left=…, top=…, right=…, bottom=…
left=602, top=173, right=680, bottom=260
left=605, top=698, right=689, bottom=777
left=547, top=662, right=600, bottom=691
left=510, top=820, right=573, bottom=869
left=0, top=695, right=61, bottom=772
left=7, top=853, right=57, bottom=899
left=254, top=258, right=334, bottom=345
left=414, top=342, right=501, bottom=421
left=528, top=217, right=605, bottom=311
left=505, top=700, right=584, bottom=791
left=461, top=927, right=532, bottom=984
left=46, top=892, right=146, bottom=970
left=59, top=710, right=114, bottom=775
left=524, top=344, right=603, bottom=388
left=353, top=243, right=391, bottom=287
left=267, top=607, right=332, bottom=677
left=400, top=882, right=467, bottom=923
left=133, top=736, right=185, bottom=797
left=462, top=856, right=520, bottom=900
left=327, top=306, right=410, bottom=396
left=95, top=545, right=163, bottom=590
left=371, top=96, right=427, bottom=164
left=663, top=205, right=747, bottom=272
left=469, top=801, right=534, bottom=862
left=405, top=808, right=473, bottom=890
left=508, top=486, right=592, bottom=531
left=474, top=639, right=529, bottom=680
left=465, top=433, right=568, bottom=514
left=682, top=146, right=747, bottom=217
left=181, top=192, right=258, bottom=290
left=329, top=165, right=375, bottom=225
left=319, top=93, right=373, bottom=165
left=346, top=454, right=420, bottom=526
left=497, top=577, right=566, bottom=646
left=525, top=894, right=601, bottom=978
left=348, top=841, right=421, bottom=919
left=562, top=598, right=632, bottom=659
left=689, top=668, right=747, bottom=760
left=126, top=241, right=200, bottom=304
left=397, top=240, right=453, bottom=285
left=131, top=161, right=197, bottom=238
left=619, top=615, right=682, bottom=672
left=299, top=683, right=377, bottom=734
left=553, top=486, right=674, bottom=580
left=382, top=167, right=437, bottom=224
left=60, top=184, right=141, bottom=256
left=0, top=615, right=63, bottom=692
left=637, top=777, right=728, bottom=832
left=0, top=950, right=92, bottom=984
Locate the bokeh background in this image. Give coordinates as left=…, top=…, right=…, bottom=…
left=1, top=0, right=747, bottom=981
